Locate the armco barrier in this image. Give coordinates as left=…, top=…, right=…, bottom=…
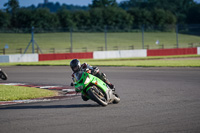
left=9, top=54, right=38, bottom=62
left=147, top=48, right=197, bottom=56
left=1, top=48, right=199, bottom=63
left=0, top=55, right=9, bottom=63
left=93, top=50, right=147, bottom=59
left=0, top=54, right=38, bottom=63
left=198, top=47, right=200, bottom=55
left=39, top=52, right=93, bottom=61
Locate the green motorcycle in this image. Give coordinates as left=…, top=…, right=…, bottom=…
left=72, top=71, right=120, bottom=106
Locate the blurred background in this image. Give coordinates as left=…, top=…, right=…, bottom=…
left=0, top=0, right=200, bottom=54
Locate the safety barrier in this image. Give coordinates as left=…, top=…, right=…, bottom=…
left=198, top=47, right=200, bottom=55
left=147, top=48, right=197, bottom=56
left=0, top=54, right=38, bottom=63
left=1, top=47, right=199, bottom=63
left=39, top=52, right=93, bottom=61
left=93, top=48, right=199, bottom=59
left=0, top=55, right=9, bottom=63
left=93, top=50, right=147, bottom=59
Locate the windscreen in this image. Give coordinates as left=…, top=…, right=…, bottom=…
left=74, top=71, right=83, bottom=82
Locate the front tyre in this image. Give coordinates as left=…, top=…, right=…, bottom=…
left=87, top=86, right=108, bottom=106
left=0, top=71, right=8, bottom=80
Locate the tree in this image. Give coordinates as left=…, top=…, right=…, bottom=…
left=4, top=0, right=19, bottom=15
left=37, top=2, right=61, bottom=12
left=128, top=8, right=152, bottom=26
left=72, top=10, right=90, bottom=28
left=89, top=0, right=118, bottom=8
left=165, top=10, right=177, bottom=25
left=120, top=0, right=196, bottom=25
left=89, top=8, right=104, bottom=28
left=103, top=7, right=133, bottom=28
left=152, top=9, right=167, bottom=26
left=0, top=11, right=10, bottom=28
left=15, top=9, right=33, bottom=28
left=4, top=0, right=19, bottom=28
left=152, top=9, right=176, bottom=26
left=148, top=0, right=194, bottom=24
left=119, top=0, right=150, bottom=10
left=89, top=0, right=133, bottom=29
left=187, top=4, right=200, bottom=24
left=57, top=9, right=74, bottom=28
left=32, top=8, right=60, bottom=29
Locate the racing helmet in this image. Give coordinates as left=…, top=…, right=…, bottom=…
left=70, top=59, right=81, bottom=72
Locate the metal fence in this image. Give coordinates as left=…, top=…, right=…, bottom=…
left=0, top=24, right=200, bottom=54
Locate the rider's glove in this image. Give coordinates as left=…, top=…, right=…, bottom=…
left=85, top=68, right=91, bottom=73
left=92, top=67, right=99, bottom=75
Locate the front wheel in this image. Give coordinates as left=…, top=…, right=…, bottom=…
left=87, top=86, right=108, bottom=106
left=0, top=71, right=8, bottom=80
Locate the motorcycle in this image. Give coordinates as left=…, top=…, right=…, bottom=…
left=72, top=71, right=120, bottom=106
left=0, top=69, right=8, bottom=80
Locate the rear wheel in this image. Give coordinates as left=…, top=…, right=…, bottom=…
left=113, top=93, right=120, bottom=104
left=87, top=86, right=108, bottom=106
left=0, top=71, right=8, bottom=80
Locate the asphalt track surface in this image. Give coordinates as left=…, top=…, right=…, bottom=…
left=0, top=66, right=200, bottom=133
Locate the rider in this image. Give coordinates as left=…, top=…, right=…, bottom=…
left=70, top=59, right=115, bottom=91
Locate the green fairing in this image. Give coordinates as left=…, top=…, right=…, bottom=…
left=74, top=72, right=108, bottom=97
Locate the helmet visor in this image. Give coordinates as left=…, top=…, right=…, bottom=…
left=73, top=66, right=79, bottom=72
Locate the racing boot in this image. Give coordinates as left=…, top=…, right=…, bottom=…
left=105, top=80, right=115, bottom=92
left=81, top=94, right=89, bottom=101
left=95, top=72, right=115, bottom=92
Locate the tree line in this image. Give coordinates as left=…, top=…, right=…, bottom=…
left=0, top=0, right=200, bottom=31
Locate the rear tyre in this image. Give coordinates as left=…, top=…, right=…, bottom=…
left=0, top=71, right=8, bottom=80
left=113, top=93, right=120, bottom=104
left=87, top=86, right=108, bottom=106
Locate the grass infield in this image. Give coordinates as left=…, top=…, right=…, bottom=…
left=0, top=85, right=57, bottom=101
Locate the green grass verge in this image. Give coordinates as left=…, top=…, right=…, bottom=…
left=88, top=59, right=200, bottom=67
left=0, top=32, right=200, bottom=53
left=0, top=55, right=200, bottom=67
left=0, top=85, right=57, bottom=101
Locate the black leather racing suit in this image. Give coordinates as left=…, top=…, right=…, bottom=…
left=80, top=63, right=113, bottom=88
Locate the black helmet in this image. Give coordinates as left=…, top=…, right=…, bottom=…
left=70, top=59, right=81, bottom=72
